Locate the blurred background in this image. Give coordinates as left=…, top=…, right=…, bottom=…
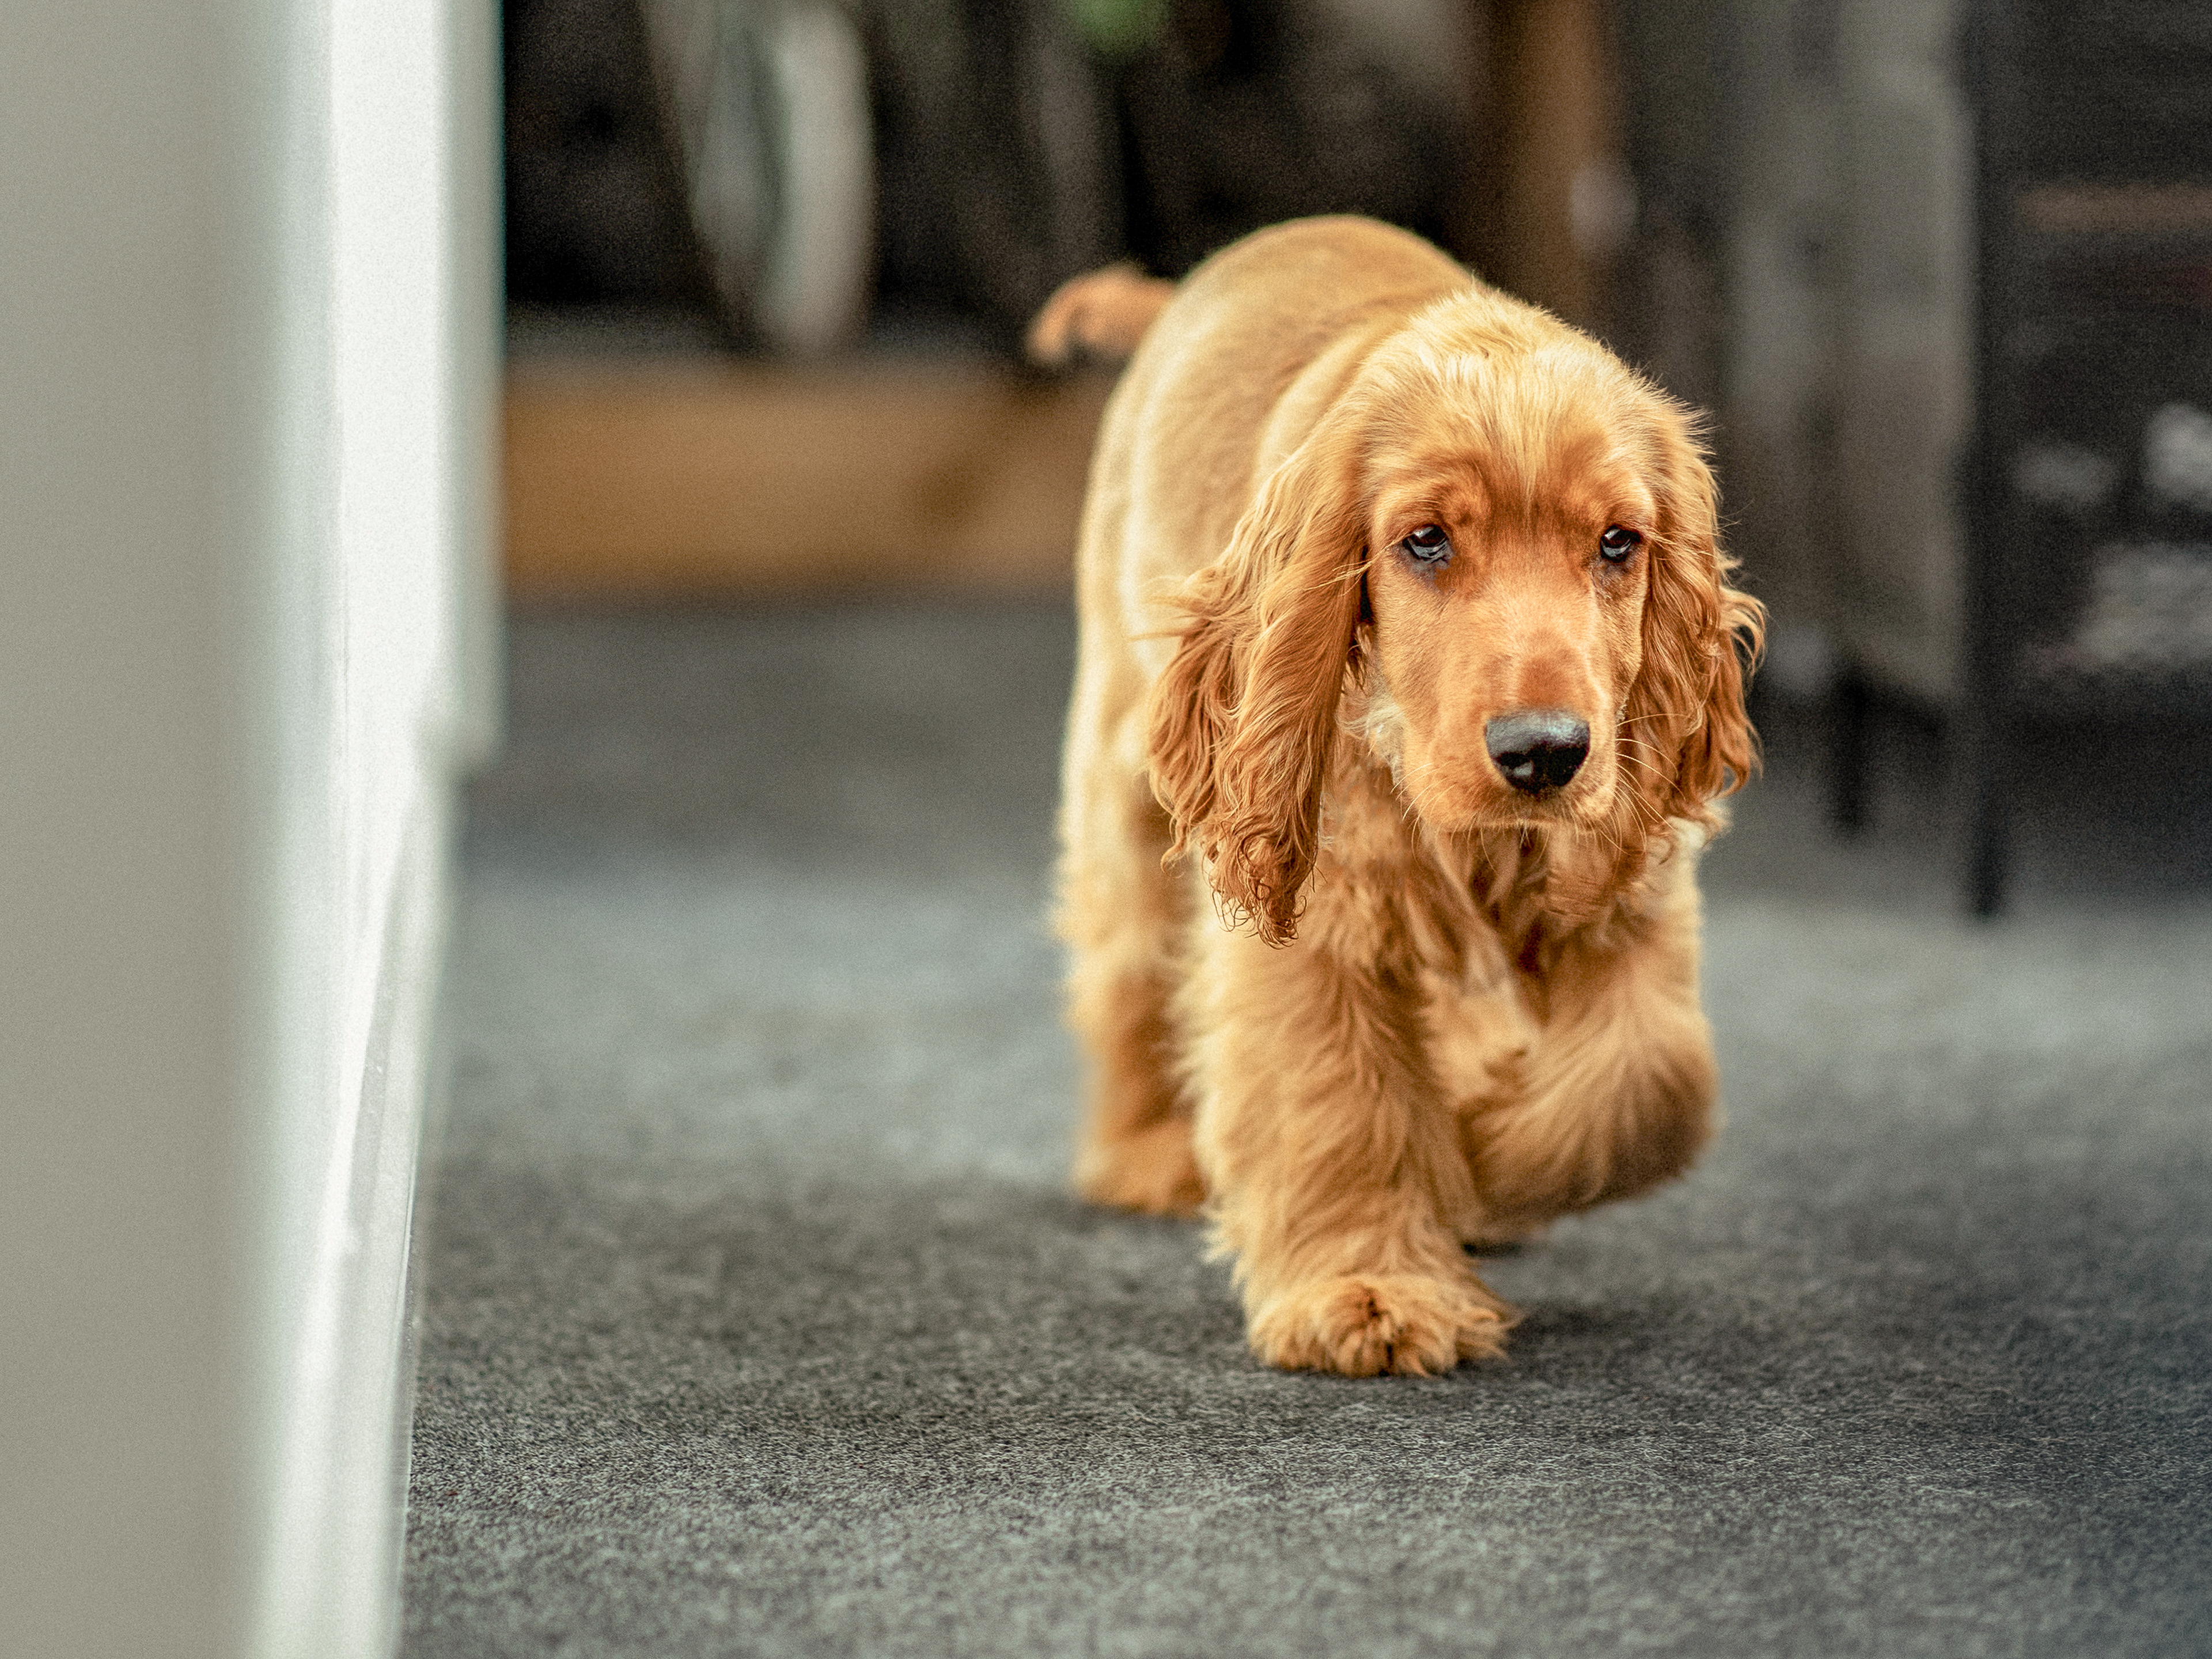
left=415, top=12, right=2212, bottom=1646
left=12, top=7, right=2207, bottom=1654
left=496, top=0, right=2212, bottom=909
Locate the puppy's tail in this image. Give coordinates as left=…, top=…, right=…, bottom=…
left=1026, top=262, right=1175, bottom=367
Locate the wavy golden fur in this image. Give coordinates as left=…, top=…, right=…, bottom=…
left=1044, top=218, right=1762, bottom=1376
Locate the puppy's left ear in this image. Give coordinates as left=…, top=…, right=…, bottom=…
left=1624, top=407, right=1764, bottom=831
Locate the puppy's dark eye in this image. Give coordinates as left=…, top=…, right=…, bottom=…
left=1599, top=525, right=1642, bottom=563
left=1402, top=524, right=1453, bottom=565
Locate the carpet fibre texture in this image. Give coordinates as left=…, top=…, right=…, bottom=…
left=403, top=603, right=2212, bottom=1658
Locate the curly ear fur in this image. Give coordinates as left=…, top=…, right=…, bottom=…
left=1618, top=408, right=1764, bottom=843
left=1146, top=418, right=1368, bottom=945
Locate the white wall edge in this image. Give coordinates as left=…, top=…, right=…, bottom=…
left=256, top=769, right=455, bottom=1659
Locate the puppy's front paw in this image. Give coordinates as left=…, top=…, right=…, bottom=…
left=1249, top=1272, right=1513, bottom=1377
left=1074, top=1118, right=1206, bottom=1217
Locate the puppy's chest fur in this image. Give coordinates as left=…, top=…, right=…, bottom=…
left=1304, top=684, right=1676, bottom=1114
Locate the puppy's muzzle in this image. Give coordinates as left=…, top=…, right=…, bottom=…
left=1484, top=709, right=1591, bottom=794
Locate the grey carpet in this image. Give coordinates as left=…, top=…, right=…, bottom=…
left=403, top=603, right=2212, bottom=1658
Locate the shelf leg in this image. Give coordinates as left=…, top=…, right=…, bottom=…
left=1962, top=708, right=2008, bottom=918
left=1830, top=668, right=1872, bottom=835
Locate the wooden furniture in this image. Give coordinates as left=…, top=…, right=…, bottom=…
left=503, top=358, right=1117, bottom=599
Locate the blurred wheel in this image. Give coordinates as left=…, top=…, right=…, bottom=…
left=645, top=0, right=876, bottom=353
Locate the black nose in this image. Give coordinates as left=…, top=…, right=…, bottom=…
left=1484, top=709, right=1592, bottom=794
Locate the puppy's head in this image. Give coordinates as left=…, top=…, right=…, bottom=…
left=1147, top=294, right=1762, bottom=944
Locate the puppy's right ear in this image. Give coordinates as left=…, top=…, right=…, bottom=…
left=1146, top=414, right=1368, bottom=945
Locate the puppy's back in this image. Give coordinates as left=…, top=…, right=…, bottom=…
left=1151, top=216, right=1471, bottom=388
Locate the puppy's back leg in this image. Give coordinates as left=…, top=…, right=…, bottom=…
left=1057, top=695, right=1205, bottom=1216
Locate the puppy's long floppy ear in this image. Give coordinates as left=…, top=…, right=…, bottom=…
left=1619, top=406, right=1765, bottom=836
left=1147, top=414, right=1369, bottom=945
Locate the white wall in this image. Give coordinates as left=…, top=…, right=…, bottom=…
left=0, top=0, right=497, bottom=1652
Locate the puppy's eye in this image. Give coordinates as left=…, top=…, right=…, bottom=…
left=1599, top=525, right=1643, bottom=563
left=1401, top=524, right=1453, bottom=565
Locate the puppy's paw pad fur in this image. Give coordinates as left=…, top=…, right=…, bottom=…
left=1251, top=1274, right=1511, bottom=1377
left=1074, top=1120, right=1206, bottom=1217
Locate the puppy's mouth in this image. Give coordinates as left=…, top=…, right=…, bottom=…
left=1471, top=783, right=1609, bottom=831
left=1402, top=763, right=1613, bottom=834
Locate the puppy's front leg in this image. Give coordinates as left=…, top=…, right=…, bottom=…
left=1467, top=853, right=1718, bottom=1235
left=1189, top=916, right=1513, bottom=1376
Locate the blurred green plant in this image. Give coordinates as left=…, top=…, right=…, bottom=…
left=1057, top=0, right=1164, bottom=59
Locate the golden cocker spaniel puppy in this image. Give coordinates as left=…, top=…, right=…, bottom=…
left=1032, top=217, right=1762, bottom=1377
